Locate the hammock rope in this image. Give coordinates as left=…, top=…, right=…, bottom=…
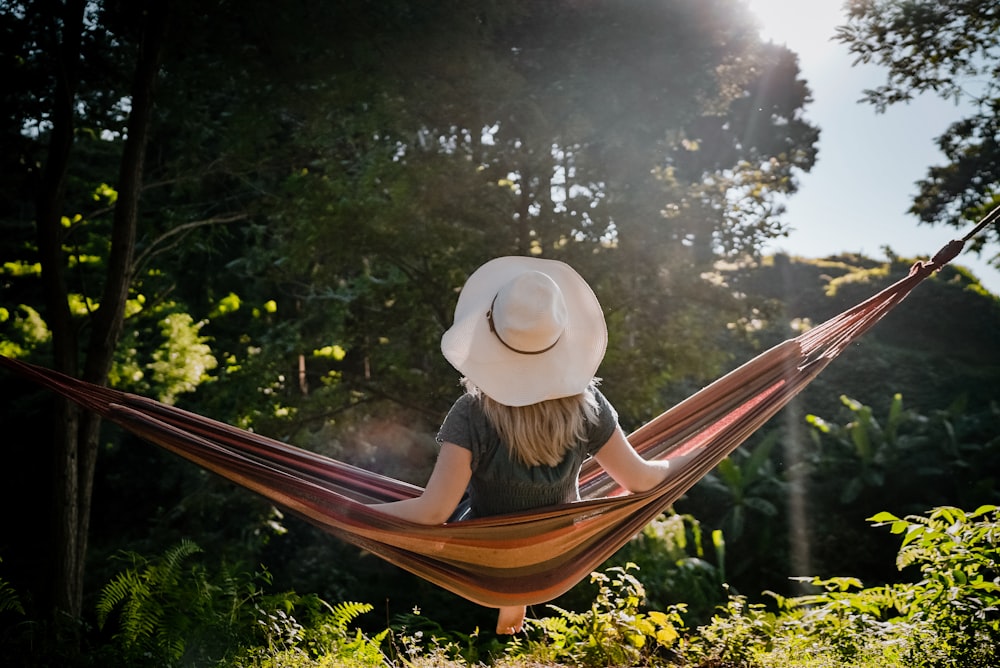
left=2, top=212, right=993, bottom=608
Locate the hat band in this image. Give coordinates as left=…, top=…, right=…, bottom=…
left=486, top=295, right=562, bottom=356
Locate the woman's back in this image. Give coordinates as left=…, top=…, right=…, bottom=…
left=438, top=389, right=618, bottom=517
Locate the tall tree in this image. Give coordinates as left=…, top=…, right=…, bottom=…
left=2, top=0, right=170, bottom=625
left=235, top=0, right=820, bottom=428
left=836, top=0, right=1000, bottom=256
left=0, top=0, right=820, bottom=640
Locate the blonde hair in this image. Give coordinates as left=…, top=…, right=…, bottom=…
left=463, top=379, right=601, bottom=467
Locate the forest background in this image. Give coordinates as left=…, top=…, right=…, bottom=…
left=0, top=0, right=998, bottom=663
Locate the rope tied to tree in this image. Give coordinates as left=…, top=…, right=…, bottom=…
left=962, top=203, right=1000, bottom=243
left=915, top=204, right=1000, bottom=275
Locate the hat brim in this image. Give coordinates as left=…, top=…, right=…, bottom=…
left=441, top=256, right=607, bottom=406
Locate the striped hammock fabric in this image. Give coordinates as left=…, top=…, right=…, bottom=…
left=0, top=234, right=973, bottom=609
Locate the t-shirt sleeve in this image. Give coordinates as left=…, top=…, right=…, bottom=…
left=437, top=394, right=474, bottom=447
left=436, top=394, right=480, bottom=467
left=585, top=388, right=620, bottom=456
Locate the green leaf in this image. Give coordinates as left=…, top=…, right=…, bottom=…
left=744, top=496, right=778, bottom=517
left=970, top=504, right=998, bottom=517
left=743, top=431, right=779, bottom=486
left=716, top=457, right=743, bottom=491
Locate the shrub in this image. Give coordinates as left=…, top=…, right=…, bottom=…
left=96, top=540, right=384, bottom=667
left=509, top=563, right=686, bottom=667
left=607, top=511, right=727, bottom=625
left=766, top=505, right=999, bottom=668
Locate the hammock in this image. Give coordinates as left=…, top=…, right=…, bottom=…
left=1, top=216, right=991, bottom=610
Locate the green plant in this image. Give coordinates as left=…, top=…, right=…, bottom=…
left=872, top=505, right=999, bottom=666
left=97, top=540, right=384, bottom=667
left=386, top=607, right=505, bottom=667
left=806, top=394, right=1000, bottom=509
left=97, top=539, right=215, bottom=664
left=806, top=393, right=910, bottom=504
left=510, top=563, right=686, bottom=667
left=610, top=511, right=726, bottom=624
left=771, top=576, right=926, bottom=665
left=702, top=430, right=785, bottom=540
left=924, top=397, right=1000, bottom=508
left=682, top=592, right=778, bottom=667
left=0, top=558, right=23, bottom=616
left=769, top=505, right=1000, bottom=667
left=236, top=599, right=387, bottom=668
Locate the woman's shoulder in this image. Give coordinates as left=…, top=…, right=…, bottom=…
left=438, top=393, right=487, bottom=445
left=590, top=385, right=617, bottom=419
left=449, top=391, right=480, bottom=416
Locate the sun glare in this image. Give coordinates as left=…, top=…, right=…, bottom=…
left=743, top=0, right=844, bottom=64
left=740, top=0, right=858, bottom=589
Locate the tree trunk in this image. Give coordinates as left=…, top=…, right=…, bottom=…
left=516, top=165, right=532, bottom=254
left=35, top=0, right=87, bottom=621
left=39, top=0, right=172, bottom=627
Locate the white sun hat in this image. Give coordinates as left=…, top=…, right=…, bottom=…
left=441, top=256, right=608, bottom=406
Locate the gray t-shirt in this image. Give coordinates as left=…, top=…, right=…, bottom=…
left=436, top=389, right=619, bottom=517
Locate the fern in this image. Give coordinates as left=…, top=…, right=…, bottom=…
left=96, top=540, right=219, bottom=664
left=337, top=627, right=389, bottom=667
left=159, top=538, right=203, bottom=575
left=97, top=540, right=202, bottom=630
left=0, top=558, right=24, bottom=616
left=327, top=600, right=374, bottom=635
left=97, top=568, right=149, bottom=628
left=96, top=542, right=386, bottom=666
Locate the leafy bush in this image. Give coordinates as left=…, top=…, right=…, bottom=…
left=803, top=394, right=1000, bottom=588
left=382, top=608, right=502, bottom=667
left=656, top=505, right=997, bottom=668
left=49, top=504, right=1000, bottom=667
left=751, top=505, right=997, bottom=668
left=233, top=600, right=387, bottom=668
left=509, top=563, right=686, bottom=667
left=865, top=505, right=999, bottom=666
left=604, top=511, right=727, bottom=625
left=808, top=394, right=1000, bottom=510
left=95, top=540, right=383, bottom=667
left=679, top=593, right=779, bottom=667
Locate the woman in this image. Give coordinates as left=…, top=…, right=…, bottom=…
left=375, top=256, right=678, bottom=633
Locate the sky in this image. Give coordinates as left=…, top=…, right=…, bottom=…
left=744, top=0, right=1000, bottom=295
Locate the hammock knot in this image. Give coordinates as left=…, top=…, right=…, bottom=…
left=929, top=238, right=965, bottom=269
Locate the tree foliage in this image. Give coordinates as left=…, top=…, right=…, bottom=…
left=836, top=0, right=1000, bottom=257
left=670, top=252, right=1000, bottom=599
left=0, top=0, right=825, bottom=642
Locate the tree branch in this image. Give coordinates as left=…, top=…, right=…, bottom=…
left=131, top=212, right=249, bottom=274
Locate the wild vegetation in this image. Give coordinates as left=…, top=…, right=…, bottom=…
left=2, top=502, right=996, bottom=666
left=1, top=0, right=999, bottom=665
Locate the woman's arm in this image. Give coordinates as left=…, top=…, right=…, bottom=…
left=371, top=442, right=473, bottom=524
left=594, top=428, right=678, bottom=493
